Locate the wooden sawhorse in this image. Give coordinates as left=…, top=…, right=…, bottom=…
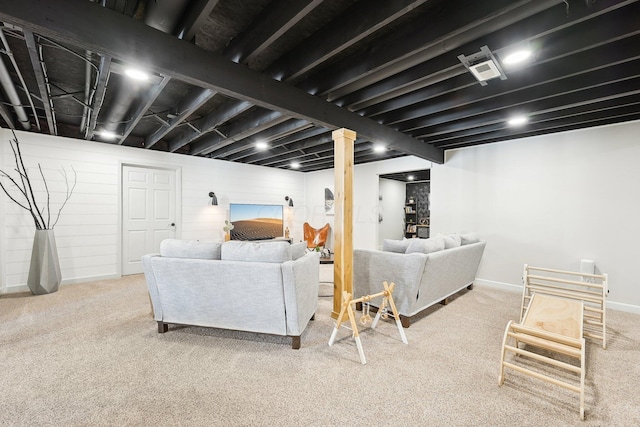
left=328, top=281, right=407, bottom=364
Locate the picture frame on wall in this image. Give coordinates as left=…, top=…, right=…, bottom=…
left=325, top=187, right=334, bottom=216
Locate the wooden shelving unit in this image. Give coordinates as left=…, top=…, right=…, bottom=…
left=404, top=202, right=417, bottom=238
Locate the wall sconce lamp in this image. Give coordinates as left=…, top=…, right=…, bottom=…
left=285, top=196, right=293, bottom=207
left=209, top=192, right=218, bottom=206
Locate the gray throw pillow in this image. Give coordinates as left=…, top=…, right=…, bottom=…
left=437, top=233, right=462, bottom=249
left=160, top=239, right=222, bottom=260
left=221, top=241, right=292, bottom=263
left=459, top=232, right=480, bottom=245
left=290, top=241, right=307, bottom=260
left=382, top=239, right=411, bottom=253
left=405, top=236, right=445, bottom=254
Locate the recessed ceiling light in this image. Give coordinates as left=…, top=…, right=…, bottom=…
left=290, top=162, right=300, bottom=169
left=507, top=115, right=528, bottom=127
left=373, top=144, right=386, bottom=153
left=407, top=175, right=415, bottom=181
left=503, top=49, right=532, bottom=65
left=124, top=68, right=149, bottom=81
left=96, top=130, right=117, bottom=140
left=256, top=141, right=268, bottom=150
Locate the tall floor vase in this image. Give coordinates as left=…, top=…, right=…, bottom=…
left=27, top=229, right=62, bottom=295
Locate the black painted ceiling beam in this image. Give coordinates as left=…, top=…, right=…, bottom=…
left=297, top=0, right=561, bottom=99
left=169, top=99, right=253, bottom=152
left=264, top=0, right=431, bottom=83
left=175, top=0, right=221, bottom=42
left=118, top=76, right=170, bottom=144
left=145, top=88, right=216, bottom=149
left=190, top=109, right=290, bottom=156
left=389, top=37, right=640, bottom=131
left=436, top=100, right=640, bottom=149
left=223, top=0, right=323, bottom=65
left=336, top=0, right=633, bottom=112
left=185, top=0, right=433, bottom=158
left=228, top=127, right=328, bottom=162
left=442, top=111, right=640, bottom=152
left=209, top=119, right=313, bottom=159
left=86, top=54, right=111, bottom=140
left=404, top=59, right=640, bottom=136
left=243, top=130, right=333, bottom=165
left=378, top=16, right=640, bottom=127
left=23, top=29, right=56, bottom=135
left=413, top=75, right=640, bottom=145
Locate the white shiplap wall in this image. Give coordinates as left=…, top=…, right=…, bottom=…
left=0, top=129, right=305, bottom=293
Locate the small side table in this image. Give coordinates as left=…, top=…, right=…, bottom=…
left=319, top=255, right=334, bottom=264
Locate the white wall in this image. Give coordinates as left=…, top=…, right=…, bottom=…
left=378, top=178, right=406, bottom=248
left=0, top=129, right=305, bottom=293
left=431, top=120, right=640, bottom=312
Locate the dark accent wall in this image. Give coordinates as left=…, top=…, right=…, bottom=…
left=406, top=182, right=430, bottom=224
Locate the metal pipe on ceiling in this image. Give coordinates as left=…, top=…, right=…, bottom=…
left=0, top=27, right=33, bottom=130
left=80, top=51, right=93, bottom=134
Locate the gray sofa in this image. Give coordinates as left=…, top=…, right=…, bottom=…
left=353, top=233, right=485, bottom=327
left=142, top=239, right=319, bottom=349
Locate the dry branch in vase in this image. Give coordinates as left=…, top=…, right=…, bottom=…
left=0, top=130, right=76, bottom=229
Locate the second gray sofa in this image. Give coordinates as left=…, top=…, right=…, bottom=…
left=353, top=234, right=485, bottom=327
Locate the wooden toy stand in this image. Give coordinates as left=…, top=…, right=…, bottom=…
left=328, top=281, right=407, bottom=364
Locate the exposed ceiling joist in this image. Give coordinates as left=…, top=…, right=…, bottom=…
left=23, top=29, right=56, bottom=135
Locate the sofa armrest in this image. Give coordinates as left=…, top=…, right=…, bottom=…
left=281, top=252, right=320, bottom=336
left=142, top=253, right=162, bottom=320
left=353, top=249, right=426, bottom=314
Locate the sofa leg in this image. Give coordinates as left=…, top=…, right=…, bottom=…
left=440, top=297, right=449, bottom=305
left=467, top=283, right=474, bottom=290
left=157, top=321, right=168, bottom=333
left=291, top=336, right=301, bottom=350
left=311, top=313, right=315, bottom=321
left=400, top=315, right=411, bottom=328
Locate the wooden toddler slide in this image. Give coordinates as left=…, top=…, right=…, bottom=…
left=498, top=264, right=608, bottom=420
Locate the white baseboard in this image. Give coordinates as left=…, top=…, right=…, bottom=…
left=475, top=278, right=522, bottom=293
left=606, top=301, right=640, bottom=315
left=3, top=273, right=121, bottom=295
left=475, top=277, right=640, bottom=315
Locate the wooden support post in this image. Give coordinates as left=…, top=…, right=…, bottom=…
left=331, top=128, right=356, bottom=320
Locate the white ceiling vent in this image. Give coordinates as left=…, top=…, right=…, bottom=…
left=458, top=46, right=507, bottom=86
left=469, top=59, right=502, bottom=82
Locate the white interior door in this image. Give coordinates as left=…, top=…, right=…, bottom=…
left=122, top=165, right=176, bottom=275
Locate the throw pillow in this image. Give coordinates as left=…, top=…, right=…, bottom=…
left=437, top=233, right=462, bottom=249
left=382, top=239, right=411, bottom=253
left=405, top=236, right=445, bottom=254
left=160, top=239, right=222, bottom=260
left=459, top=232, right=480, bottom=245
left=290, top=241, right=307, bottom=260
left=221, top=241, right=292, bottom=263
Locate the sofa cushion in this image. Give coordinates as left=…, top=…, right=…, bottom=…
left=160, top=239, right=222, bottom=260
left=438, top=233, right=462, bottom=249
left=290, top=241, right=307, bottom=260
left=405, top=236, right=445, bottom=254
left=459, top=232, right=480, bottom=245
left=382, top=239, right=411, bottom=253
left=221, top=241, right=292, bottom=263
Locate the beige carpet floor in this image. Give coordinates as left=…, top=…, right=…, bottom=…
left=1, top=275, right=639, bottom=426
